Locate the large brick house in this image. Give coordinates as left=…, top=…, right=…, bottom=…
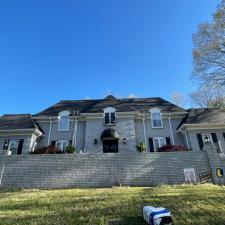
left=1, top=95, right=225, bottom=155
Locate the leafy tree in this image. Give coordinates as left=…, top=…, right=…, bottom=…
left=192, top=0, right=225, bottom=86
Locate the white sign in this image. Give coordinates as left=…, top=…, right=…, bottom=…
left=184, top=168, right=196, bottom=182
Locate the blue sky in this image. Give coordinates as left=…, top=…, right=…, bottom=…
left=0, top=0, right=220, bottom=115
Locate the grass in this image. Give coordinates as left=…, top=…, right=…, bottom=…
left=0, top=184, right=225, bottom=225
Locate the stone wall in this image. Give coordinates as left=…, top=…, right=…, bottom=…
left=0, top=151, right=211, bottom=188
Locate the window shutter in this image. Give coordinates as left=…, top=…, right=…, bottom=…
left=51, top=141, right=56, bottom=146
left=149, top=138, right=154, bottom=152
left=211, top=133, right=218, bottom=143
left=166, top=137, right=171, bottom=145
left=69, top=140, right=73, bottom=145
left=17, top=139, right=24, bottom=155
left=105, top=113, right=110, bottom=124
left=197, top=134, right=204, bottom=150
left=111, top=113, right=116, bottom=124
left=3, top=140, right=10, bottom=150
left=211, top=133, right=221, bottom=153
left=223, top=133, right=225, bottom=139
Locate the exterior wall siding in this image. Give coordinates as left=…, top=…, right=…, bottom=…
left=0, top=135, right=33, bottom=154
left=0, top=151, right=211, bottom=188
left=187, top=129, right=225, bottom=152
left=35, top=117, right=195, bottom=153
left=84, top=117, right=136, bottom=153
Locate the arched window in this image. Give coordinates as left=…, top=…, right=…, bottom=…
left=58, top=111, right=70, bottom=131
left=56, top=140, right=69, bottom=151
left=103, top=107, right=116, bottom=125
left=149, top=108, right=163, bottom=128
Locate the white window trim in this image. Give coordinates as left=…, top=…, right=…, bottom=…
left=201, top=134, right=213, bottom=146
left=58, top=111, right=70, bottom=131
left=103, top=107, right=117, bottom=125
left=56, top=140, right=69, bottom=151
left=149, top=108, right=163, bottom=128
left=153, top=137, right=166, bottom=152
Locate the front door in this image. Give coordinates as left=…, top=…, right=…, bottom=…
left=103, top=140, right=118, bottom=153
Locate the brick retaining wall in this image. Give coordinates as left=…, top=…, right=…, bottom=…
left=0, top=151, right=211, bottom=188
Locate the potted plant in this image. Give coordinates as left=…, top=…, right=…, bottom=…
left=137, top=142, right=147, bottom=153
left=66, top=145, right=76, bottom=154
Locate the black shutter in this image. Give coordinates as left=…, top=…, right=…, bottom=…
left=211, top=133, right=221, bottom=153
left=51, top=141, right=56, bottom=146
left=17, top=139, right=24, bottom=155
left=166, top=137, right=171, bottom=145
left=3, top=140, right=10, bottom=150
left=197, top=134, right=204, bottom=150
left=149, top=138, right=154, bottom=152
left=211, top=133, right=218, bottom=143
left=105, top=113, right=110, bottom=124
left=111, top=113, right=116, bottom=124
left=223, top=133, right=225, bottom=139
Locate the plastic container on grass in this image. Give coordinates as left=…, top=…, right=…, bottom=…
left=143, top=206, right=173, bottom=225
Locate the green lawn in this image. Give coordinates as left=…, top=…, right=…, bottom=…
left=0, top=184, right=225, bottom=225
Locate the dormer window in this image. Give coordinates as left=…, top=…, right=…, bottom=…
left=58, top=111, right=70, bottom=131
left=104, top=107, right=116, bottom=125
left=150, top=108, right=163, bottom=128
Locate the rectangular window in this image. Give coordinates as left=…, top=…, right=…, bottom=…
left=111, top=112, right=116, bottom=124
left=153, top=137, right=166, bottom=151
left=151, top=112, right=163, bottom=128
left=105, top=112, right=116, bottom=125
left=201, top=134, right=213, bottom=146
left=9, top=140, right=20, bottom=155
left=58, top=116, right=69, bottom=131
left=105, top=113, right=110, bottom=124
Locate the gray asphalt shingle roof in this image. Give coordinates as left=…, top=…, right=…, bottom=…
left=34, top=95, right=186, bottom=116
left=0, top=114, right=41, bottom=131
left=177, top=108, right=225, bottom=130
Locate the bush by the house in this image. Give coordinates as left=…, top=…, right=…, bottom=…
left=137, top=142, right=147, bottom=152
left=32, top=145, right=62, bottom=154
left=158, top=144, right=190, bottom=152
left=66, top=145, right=76, bottom=154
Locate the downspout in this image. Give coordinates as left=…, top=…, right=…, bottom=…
left=0, top=155, right=6, bottom=186
left=168, top=113, right=175, bottom=145
left=47, top=117, right=52, bottom=146
left=73, top=112, right=78, bottom=148
left=142, top=113, right=147, bottom=145
left=184, top=131, right=190, bottom=149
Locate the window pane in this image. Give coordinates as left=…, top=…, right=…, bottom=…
left=105, top=113, right=110, bottom=124
left=152, top=112, right=162, bottom=127
left=10, top=140, right=19, bottom=155
left=202, top=134, right=213, bottom=145
left=111, top=113, right=116, bottom=124
left=59, top=116, right=69, bottom=130
left=153, top=119, right=162, bottom=127
left=159, top=138, right=166, bottom=147
left=62, top=141, right=68, bottom=150
left=56, top=142, right=61, bottom=150
left=153, top=138, right=159, bottom=151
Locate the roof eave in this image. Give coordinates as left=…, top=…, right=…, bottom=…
left=177, top=123, right=225, bottom=132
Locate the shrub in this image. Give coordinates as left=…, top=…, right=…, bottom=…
left=137, top=142, right=147, bottom=153
left=158, top=144, right=190, bottom=152
left=32, top=145, right=62, bottom=154
left=66, top=145, right=76, bottom=154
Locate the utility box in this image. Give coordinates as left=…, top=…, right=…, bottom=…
left=143, top=206, right=173, bottom=225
